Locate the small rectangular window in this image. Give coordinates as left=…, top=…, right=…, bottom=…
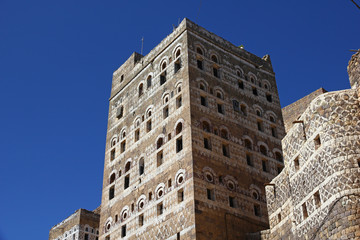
left=121, top=225, right=126, bottom=237
left=116, top=107, right=124, bottom=119
left=160, top=73, right=166, bottom=85
left=177, top=232, right=180, bottom=240
left=262, top=160, right=268, bottom=172
left=200, top=96, right=207, bottom=107
left=147, top=120, right=152, bottom=132
left=139, top=214, right=144, bottom=226
left=85, top=234, right=89, bottom=240
left=157, top=203, right=163, bottom=216
left=176, top=95, right=182, bottom=108
left=257, top=121, right=263, bottom=132
left=314, top=191, right=321, bottom=208
left=157, top=151, right=163, bottom=167
left=174, top=61, right=181, bottom=73
left=109, top=186, right=115, bottom=200
left=266, top=94, right=272, bottom=102
left=197, top=60, right=203, bottom=70
left=302, top=203, right=308, bottom=219
left=168, top=179, right=172, bottom=188
left=246, top=154, right=253, bottom=167
left=222, top=144, right=230, bottom=158
left=238, top=81, right=244, bottom=89
left=278, top=213, right=281, bottom=222
left=110, top=149, right=115, bottom=161
left=176, top=136, right=183, bottom=153
left=254, top=204, right=261, bottom=216
left=135, top=129, right=140, bottom=142
left=163, top=106, right=169, bottom=119
left=213, top=67, right=219, bottom=78
left=124, top=175, right=130, bottom=189
left=147, top=77, right=152, bottom=88
left=314, top=135, right=321, bottom=150
left=217, top=103, right=224, bottom=114
left=121, top=140, right=126, bottom=153
left=204, top=137, right=211, bottom=150
left=207, top=188, right=215, bottom=201
left=232, top=100, right=239, bottom=112
left=271, top=127, right=277, bottom=138
left=229, top=196, right=236, bottom=208
left=252, top=87, right=258, bottom=96
left=294, top=157, right=300, bottom=171
left=178, top=189, right=184, bottom=203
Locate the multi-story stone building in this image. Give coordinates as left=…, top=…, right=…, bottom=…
left=99, top=18, right=285, bottom=240
left=49, top=208, right=100, bottom=240
left=257, top=50, right=360, bottom=240
left=49, top=19, right=360, bottom=240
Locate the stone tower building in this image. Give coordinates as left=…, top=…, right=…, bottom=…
left=99, top=18, right=285, bottom=240
left=257, top=50, right=360, bottom=240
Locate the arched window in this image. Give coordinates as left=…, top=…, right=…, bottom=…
left=196, top=47, right=203, bottom=55
left=211, top=55, right=218, bottom=63
left=138, top=83, right=143, bottom=97
left=256, top=110, right=262, bottom=117
left=216, top=91, right=223, bottom=99
left=202, top=121, right=210, bottom=132
left=139, top=158, right=144, bottom=175
left=125, top=162, right=131, bottom=173
left=176, top=122, right=183, bottom=135
left=260, top=145, right=267, bottom=156
left=269, top=116, right=275, bottom=123
left=160, top=62, right=167, bottom=85
left=175, top=49, right=181, bottom=58
left=174, top=49, right=181, bottom=73
left=237, top=70, right=243, bottom=77
left=109, top=173, right=116, bottom=184
left=161, top=62, right=167, bottom=71
left=147, top=75, right=152, bottom=88
left=244, top=139, right=252, bottom=150
left=220, top=129, right=228, bottom=139
left=199, top=83, right=206, bottom=91
left=157, top=137, right=164, bottom=149
left=146, top=109, right=152, bottom=118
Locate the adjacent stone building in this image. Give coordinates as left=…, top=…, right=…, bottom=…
left=99, top=18, right=284, bottom=240
left=49, top=208, right=100, bottom=240
left=258, top=50, right=360, bottom=240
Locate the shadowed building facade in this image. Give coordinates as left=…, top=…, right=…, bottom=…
left=99, top=18, right=284, bottom=240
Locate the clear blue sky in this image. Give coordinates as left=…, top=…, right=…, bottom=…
left=0, top=1, right=359, bottom=239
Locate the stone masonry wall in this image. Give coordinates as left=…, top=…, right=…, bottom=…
left=263, top=87, right=360, bottom=239
left=282, top=88, right=327, bottom=133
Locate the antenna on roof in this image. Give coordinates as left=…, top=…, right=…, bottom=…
left=350, top=0, right=360, bottom=10
left=141, top=37, right=144, bottom=55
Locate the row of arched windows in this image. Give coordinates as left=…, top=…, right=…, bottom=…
left=105, top=170, right=186, bottom=232
left=111, top=84, right=183, bottom=162
left=195, top=44, right=273, bottom=92
left=200, top=120, right=283, bottom=162
left=197, top=79, right=277, bottom=122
